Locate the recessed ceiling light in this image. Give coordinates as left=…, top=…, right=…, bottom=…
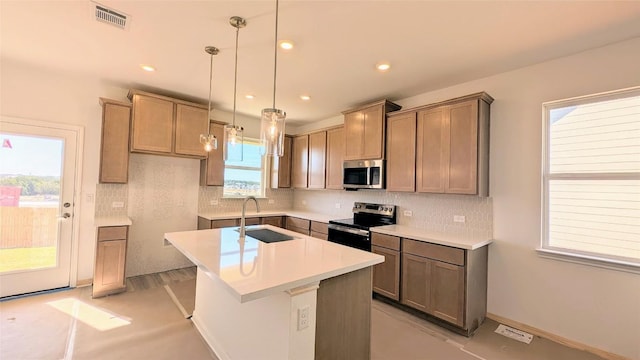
left=279, top=41, right=294, bottom=50
left=300, top=95, right=311, bottom=101
left=245, top=94, right=255, bottom=100
left=376, top=63, right=391, bottom=71
left=140, top=64, right=156, bottom=72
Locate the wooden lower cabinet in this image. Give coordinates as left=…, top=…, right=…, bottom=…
left=286, top=216, right=310, bottom=235
left=401, top=253, right=464, bottom=327
left=310, top=221, right=328, bottom=240
left=260, top=216, right=284, bottom=228
left=93, top=226, right=128, bottom=298
left=372, top=245, right=400, bottom=301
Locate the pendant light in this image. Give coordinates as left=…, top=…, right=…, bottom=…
left=199, top=46, right=219, bottom=152
left=260, top=0, right=286, bottom=157
left=224, top=16, right=246, bottom=162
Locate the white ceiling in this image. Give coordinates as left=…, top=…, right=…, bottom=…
left=2, top=1, right=640, bottom=125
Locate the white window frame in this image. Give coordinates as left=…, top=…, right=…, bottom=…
left=222, top=137, right=267, bottom=199
left=539, top=86, right=640, bottom=273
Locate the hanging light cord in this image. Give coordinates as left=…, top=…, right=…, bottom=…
left=208, top=52, right=214, bottom=122
left=232, top=21, right=240, bottom=128
left=271, top=0, right=279, bottom=109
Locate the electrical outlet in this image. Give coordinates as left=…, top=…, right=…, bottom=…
left=210, top=200, right=218, bottom=206
left=268, top=199, right=275, bottom=204
left=403, top=210, right=412, bottom=217
left=453, top=215, right=466, bottom=223
left=298, top=305, right=310, bottom=330
left=335, top=203, right=341, bottom=209
left=112, top=201, right=124, bottom=208
left=302, top=200, right=307, bottom=206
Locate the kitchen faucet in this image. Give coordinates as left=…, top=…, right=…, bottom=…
left=239, top=196, right=260, bottom=238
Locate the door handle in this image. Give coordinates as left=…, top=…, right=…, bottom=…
left=58, top=213, right=71, bottom=219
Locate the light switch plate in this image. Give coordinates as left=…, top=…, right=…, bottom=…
left=403, top=210, right=412, bottom=217
left=335, top=203, right=341, bottom=209
left=112, top=201, right=124, bottom=208
left=268, top=199, right=275, bottom=204
left=453, top=215, right=466, bottom=223
left=210, top=200, right=218, bottom=206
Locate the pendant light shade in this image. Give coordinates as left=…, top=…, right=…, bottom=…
left=224, top=16, right=246, bottom=162
left=260, top=0, right=286, bottom=157
left=200, top=46, right=219, bottom=152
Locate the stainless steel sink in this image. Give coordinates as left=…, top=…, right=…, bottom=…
left=244, top=228, right=295, bottom=243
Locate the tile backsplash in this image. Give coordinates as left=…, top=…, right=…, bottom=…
left=293, top=189, right=493, bottom=238
left=95, top=183, right=128, bottom=217
left=198, top=187, right=294, bottom=214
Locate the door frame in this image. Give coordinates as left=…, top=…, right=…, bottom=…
left=0, top=115, right=84, bottom=288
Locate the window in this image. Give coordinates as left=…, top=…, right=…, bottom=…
left=541, top=87, right=640, bottom=270
left=223, top=138, right=266, bottom=198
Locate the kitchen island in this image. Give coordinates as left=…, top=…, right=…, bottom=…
left=165, top=225, right=383, bottom=360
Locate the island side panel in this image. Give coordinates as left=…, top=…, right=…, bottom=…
left=315, top=267, right=372, bottom=360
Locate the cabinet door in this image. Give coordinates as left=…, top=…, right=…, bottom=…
left=386, top=112, right=416, bottom=192
left=401, top=253, right=431, bottom=312
left=100, top=102, right=130, bottom=184
left=372, top=245, right=400, bottom=300
left=211, top=219, right=239, bottom=228
left=131, top=94, right=174, bottom=153
left=291, top=135, right=309, bottom=188
left=175, top=104, right=208, bottom=157
left=308, top=131, right=327, bottom=189
left=200, top=123, right=225, bottom=186
left=343, top=111, right=364, bottom=160
left=446, top=100, right=478, bottom=194
left=416, top=107, right=447, bottom=193
left=325, top=126, right=345, bottom=189
left=93, top=239, right=127, bottom=297
left=271, top=136, right=292, bottom=188
left=362, top=105, right=384, bottom=159
left=430, top=261, right=465, bottom=327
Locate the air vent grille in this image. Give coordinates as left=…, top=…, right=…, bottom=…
left=95, top=4, right=127, bottom=29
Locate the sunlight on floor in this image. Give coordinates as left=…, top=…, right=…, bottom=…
left=46, top=298, right=131, bottom=331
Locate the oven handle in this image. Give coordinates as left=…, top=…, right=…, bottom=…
left=328, top=224, right=369, bottom=237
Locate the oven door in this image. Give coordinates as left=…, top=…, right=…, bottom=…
left=327, top=224, right=370, bottom=251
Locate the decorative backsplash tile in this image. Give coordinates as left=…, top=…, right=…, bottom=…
left=95, top=183, right=128, bottom=217
left=292, top=189, right=493, bottom=238
left=198, top=186, right=294, bottom=214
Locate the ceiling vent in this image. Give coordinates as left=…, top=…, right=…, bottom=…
left=93, top=2, right=129, bottom=30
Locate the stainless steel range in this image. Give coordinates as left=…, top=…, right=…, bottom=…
left=328, top=202, right=396, bottom=251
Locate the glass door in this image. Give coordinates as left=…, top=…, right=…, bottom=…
left=0, top=118, right=79, bottom=297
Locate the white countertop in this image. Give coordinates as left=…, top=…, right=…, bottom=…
left=198, top=210, right=337, bottom=223
left=165, top=225, right=383, bottom=303
left=94, top=216, right=132, bottom=227
left=371, top=225, right=492, bottom=250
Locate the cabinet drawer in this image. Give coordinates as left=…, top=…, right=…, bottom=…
left=403, top=239, right=464, bottom=266
left=244, top=217, right=260, bottom=226
left=310, top=221, right=328, bottom=235
left=97, top=226, right=128, bottom=241
left=288, top=226, right=310, bottom=236
left=211, top=219, right=239, bottom=228
left=287, top=217, right=310, bottom=230
left=310, top=230, right=328, bottom=240
left=371, top=233, right=400, bottom=251
left=261, top=216, right=284, bottom=228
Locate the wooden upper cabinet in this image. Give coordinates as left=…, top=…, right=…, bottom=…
left=270, top=135, right=292, bottom=188
left=200, top=122, right=225, bottom=186
left=175, top=104, right=208, bottom=157
left=343, top=100, right=401, bottom=161
left=325, top=126, right=345, bottom=190
left=99, top=98, right=131, bottom=184
left=386, top=112, right=416, bottom=192
left=291, top=135, right=309, bottom=188
left=130, top=93, right=174, bottom=153
left=308, top=131, right=327, bottom=189
left=128, top=89, right=209, bottom=159
left=414, top=93, right=492, bottom=196
left=416, top=107, right=447, bottom=193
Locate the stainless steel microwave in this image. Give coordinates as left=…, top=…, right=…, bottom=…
left=343, top=159, right=384, bottom=190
